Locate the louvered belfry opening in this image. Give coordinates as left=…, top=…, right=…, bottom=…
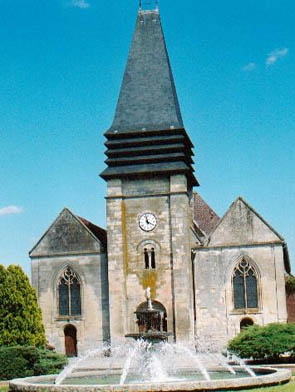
left=100, top=9, right=198, bottom=188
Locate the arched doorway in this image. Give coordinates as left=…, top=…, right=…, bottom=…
left=136, top=300, right=167, bottom=333
left=240, top=317, right=254, bottom=331
left=64, top=324, right=77, bottom=357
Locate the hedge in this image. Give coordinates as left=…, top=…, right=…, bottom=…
left=228, top=323, right=295, bottom=362
left=0, top=346, right=67, bottom=380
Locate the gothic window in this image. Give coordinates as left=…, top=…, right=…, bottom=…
left=144, top=247, right=156, bottom=269
left=58, top=267, right=81, bottom=316
left=233, top=258, right=258, bottom=310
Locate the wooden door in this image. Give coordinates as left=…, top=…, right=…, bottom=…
left=64, top=325, right=77, bottom=357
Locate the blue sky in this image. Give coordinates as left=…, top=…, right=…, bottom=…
left=0, top=0, right=294, bottom=277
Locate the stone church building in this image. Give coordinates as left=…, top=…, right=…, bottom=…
left=30, top=7, right=291, bottom=356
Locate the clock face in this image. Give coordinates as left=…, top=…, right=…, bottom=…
left=139, top=213, right=157, bottom=232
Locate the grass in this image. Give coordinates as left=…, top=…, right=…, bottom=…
left=237, top=381, right=295, bottom=392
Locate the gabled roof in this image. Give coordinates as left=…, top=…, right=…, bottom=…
left=78, top=216, right=107, bottom=248
left=207, top=197, right=285, bottom=246
left=107, top=10, right=183, bottom=133
left=205, top=196, right=291, bottom=273
left=29, top=208, right=106, bottom=258
left=193, top=192, right=220, bottom=236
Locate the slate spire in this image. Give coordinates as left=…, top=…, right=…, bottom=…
left=101, top=8, right=198, bottom=187
left=109, top=9, right=183, bottom=133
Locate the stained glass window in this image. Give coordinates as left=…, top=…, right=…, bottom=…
left=233, top=259, right=258, bottom=310
left=58, top=267, right=81, bottom=316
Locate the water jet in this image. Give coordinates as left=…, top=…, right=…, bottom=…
left=9, top=340, right=291, bottom=392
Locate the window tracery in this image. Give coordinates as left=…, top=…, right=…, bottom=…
left=58, top=266, right=81, bottom=316
left=232, top=258, right=258, bottom=310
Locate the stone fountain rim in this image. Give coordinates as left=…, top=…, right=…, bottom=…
left=9, top=367, right=291, bottom=392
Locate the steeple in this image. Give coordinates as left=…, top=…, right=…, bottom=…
left=101, top=8, right=198, bottom=187
left=108, top=9, right=183, bottom=133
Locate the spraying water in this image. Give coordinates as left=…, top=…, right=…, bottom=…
left=54, top=339, right=257, bottom=386
left=55, top=346, right=105, bottom=385
left=230, top=353, right=256, bottom=378
left=120, top=339, right=151, bottom=385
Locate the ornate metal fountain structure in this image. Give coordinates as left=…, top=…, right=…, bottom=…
left=125, top=288, right=171, bottom=342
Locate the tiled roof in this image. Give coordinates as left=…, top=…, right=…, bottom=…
left=193, top=192, right=219, bottom=235
left=78, top=216, right=107, bottom=249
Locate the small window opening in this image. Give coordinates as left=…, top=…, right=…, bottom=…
left=144, top=247, right=156, bottom=269
left=151, top=248, right=155, bottom=269
left=240, top=317, right=254, bottom=331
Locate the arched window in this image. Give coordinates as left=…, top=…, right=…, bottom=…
left=58, top=267, right=81, bottom=316
left=144, top=248, right=149, bottom=269
left=233, top=258, right=258, bottom=310
left=144, top=246, right=156, bottom=269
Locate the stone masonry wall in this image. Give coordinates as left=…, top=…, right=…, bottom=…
left=193, top=244, right=287, bottom=350
left=31, top=252, right=109, bottom=354
left=106, top=175, right=194, bottom=342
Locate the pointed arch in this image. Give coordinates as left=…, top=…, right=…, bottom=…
left=57, top=266, right=82, bottom=317
left=232, top=256, right=259, bottom=310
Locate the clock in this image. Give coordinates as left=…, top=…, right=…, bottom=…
left=139, top=213, right=157, bottom=232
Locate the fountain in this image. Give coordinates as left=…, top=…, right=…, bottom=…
left=9, top=290, right=291, bottom=391
left=125, top=287, right=172, bottom=342
left=9, top=339, right=291, bottom=391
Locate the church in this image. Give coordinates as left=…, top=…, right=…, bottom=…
left=30, top=6, right=291, bottom=356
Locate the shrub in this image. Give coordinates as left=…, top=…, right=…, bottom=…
left=33, top=350, right=68, bottom=375
left=0, top=346, right=67, bottom=380
left=0, top=265, right=46, bottom=347
left=0, top=346, right=38, bottom=380
left=228, top=323, right=295, bottom=362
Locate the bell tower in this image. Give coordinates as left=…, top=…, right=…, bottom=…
left=100, top=6, right=198, bottom=342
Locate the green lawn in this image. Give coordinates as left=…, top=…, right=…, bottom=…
left=238, top=381, right=295, bottom=392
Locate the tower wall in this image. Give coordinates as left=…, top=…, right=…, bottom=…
left=106, top=174, right=195, bottom=342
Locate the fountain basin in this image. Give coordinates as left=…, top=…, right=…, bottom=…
left=9, top=367, right=291, bottom=392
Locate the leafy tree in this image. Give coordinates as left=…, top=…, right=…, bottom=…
left=228, top=323, right=295, bottom=362
left=0, top=264, right=46, bottom=347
